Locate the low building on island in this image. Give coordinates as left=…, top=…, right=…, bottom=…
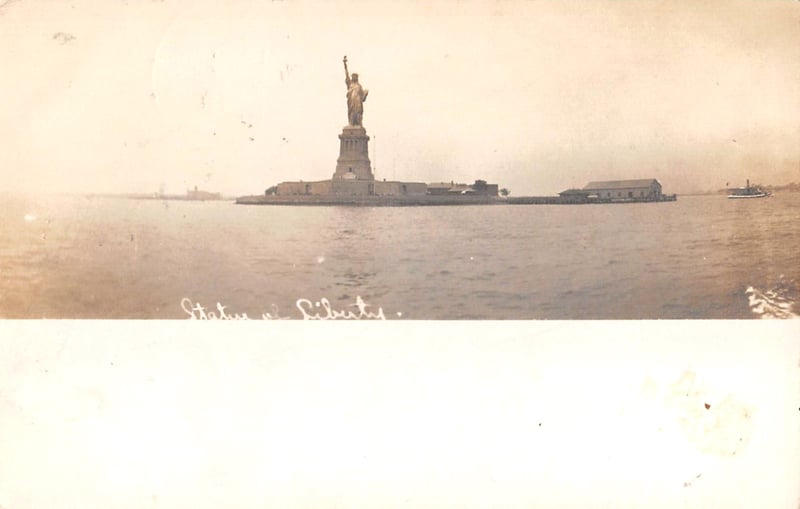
left=581, top=179, right=666, bottom=201
left=427, top=180, right=498, bottom=196
left=556, top=179, right=674, bottom=203
left=508, top=178, right=676, bottom=205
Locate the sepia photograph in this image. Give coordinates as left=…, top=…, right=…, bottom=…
left=1, top=0, right=798, bottom=320
left=1, top=1, right=798, bottom=508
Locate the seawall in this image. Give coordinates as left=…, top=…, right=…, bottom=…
left=235, top=195, right=503, bottom=206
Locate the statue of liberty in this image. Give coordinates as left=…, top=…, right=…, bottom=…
left=343, top=56, right=368, bottom=126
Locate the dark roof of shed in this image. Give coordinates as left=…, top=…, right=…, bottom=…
left=559, top=188, right=591, bottom=195
left=583, top=179, right=661, bottom=190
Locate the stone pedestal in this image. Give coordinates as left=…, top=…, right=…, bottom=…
left=333, top=126, right=374, bottom=181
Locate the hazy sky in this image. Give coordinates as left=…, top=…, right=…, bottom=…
left=1, top=0, right=798, bottom=196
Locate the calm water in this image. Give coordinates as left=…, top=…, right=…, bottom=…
left=1, top=192, right=798, bottom=319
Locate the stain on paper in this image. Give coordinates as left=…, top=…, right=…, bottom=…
left=666, top=370, right=754, bottom=457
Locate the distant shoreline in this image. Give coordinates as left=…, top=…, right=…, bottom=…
left=84, top=192, right=230, bottom=202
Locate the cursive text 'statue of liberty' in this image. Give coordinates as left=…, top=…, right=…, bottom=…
left=180, top=296, right=386, bottom=320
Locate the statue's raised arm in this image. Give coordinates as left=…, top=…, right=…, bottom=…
left=343, top=56, right=351, bottom=85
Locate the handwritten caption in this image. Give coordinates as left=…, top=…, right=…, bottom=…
left=180, top=296, right=387, bottom=320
